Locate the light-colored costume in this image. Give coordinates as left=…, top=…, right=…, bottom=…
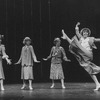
left=0, top=45, right=8, bottom=79
left=18, top=45, right=37, bottom=80
left=69, top=36, right=100, bottom=74
left=48, top=46, right=68, bottom=79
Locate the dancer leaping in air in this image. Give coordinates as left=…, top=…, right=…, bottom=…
left=61, top=22, right=100, bottom=91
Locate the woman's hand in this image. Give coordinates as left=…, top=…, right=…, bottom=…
left=67, top=59, right=71, bottom=62
left=6, top=58, right=12, bottom=65
left=34, top=60, right=40, bottom=63
left=75, top=22, right=80, bottom=29
left=2, top=55, right=9, bottom=59
left=43, top=58, right=48, bottom=61
left=15, top=62, right=20, bottom=65
left=76, top=22, right=80, bottom=26
left=65, top=58, right=71, bottom=62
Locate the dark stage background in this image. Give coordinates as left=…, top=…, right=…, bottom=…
left=0, top=0, right=100, bottom=84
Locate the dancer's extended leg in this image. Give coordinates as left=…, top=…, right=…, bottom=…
left=61, top=30, right=72, bottom=44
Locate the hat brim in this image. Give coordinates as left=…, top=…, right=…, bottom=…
left=80, top=28, right=91, bottom=36
left=23, top=38, right=31, bottom=44
left=54, top=38, right=61, bottom=44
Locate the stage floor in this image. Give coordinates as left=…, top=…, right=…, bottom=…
left=0, top=83, right=100, bottom=100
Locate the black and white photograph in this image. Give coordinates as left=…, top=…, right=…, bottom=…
left=0, top=0, right=100, bottom=100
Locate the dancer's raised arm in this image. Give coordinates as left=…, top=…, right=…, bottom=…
left=75, top=22, right=82, bottom=39
left=61, top=29, right=72, bottom=44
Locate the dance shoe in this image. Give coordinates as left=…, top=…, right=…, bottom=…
left=94, top=84, right=100, bottom=91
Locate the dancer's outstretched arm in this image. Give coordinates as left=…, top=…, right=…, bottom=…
left=15, top=48, right=23, bottom=65
left=94, top=38, right=100, bottom=42
left=2, top=45, right=11, bottom=65
left=61, top=29, right=72, bottom=44
left=30, top=46, right=40, bottom=63
left=43, top=47, right=53, bottom=61
left=61, top=47, right=71, bottom=62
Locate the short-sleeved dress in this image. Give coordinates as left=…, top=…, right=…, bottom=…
left=0, top=45, right=8, bottom=80
left=48, top=46, right=68, bottom=80
left=69, top=36, right=100, bottom=75
left=18, top=45, right=37, bottom=80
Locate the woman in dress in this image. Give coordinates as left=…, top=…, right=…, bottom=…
left=0, top=34, right=11, bottom=90
left=44, top=38, right=70, bottom=89
left=61, top=22, right=100, bottom=91
left=15, top=37, right=40, bottom=90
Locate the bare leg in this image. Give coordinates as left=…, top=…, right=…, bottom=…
left=61, top=30, right=72, bottom=44
left=90, top=75, right=100, bottom=91
left=1, top=79, right=4, bottom=90
left=50, top=79, right=55, bottom=88
left=29, top=80, right=33, bottom=90
left=61, top=79, right=66, bottom=89
left=21, top=80, right=26, bottom=89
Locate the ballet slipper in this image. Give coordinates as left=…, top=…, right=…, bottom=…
left=62, top=85, right=66, bottom=89
left=29, top=86, right=33, bottom=90
left=50, top=84, right=55, bottom=88
left=21, top=84, right=26, bottom=90
left=1, top=87, right=5, bottom=91
left=94, top=84, right=100, bottom=91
